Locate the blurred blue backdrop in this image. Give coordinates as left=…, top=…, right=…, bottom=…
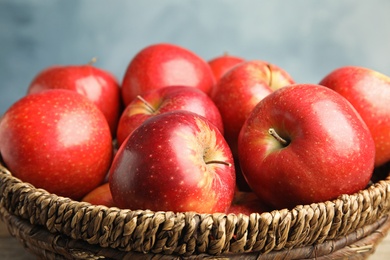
left=1, top=0, right=390, bottom=115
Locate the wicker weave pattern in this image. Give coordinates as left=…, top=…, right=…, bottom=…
left=1, top=163, right=390, bottom=258
left=1, top=206, right=389, bottom=259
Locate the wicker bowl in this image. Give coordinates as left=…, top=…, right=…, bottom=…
left=1, top=162, right=390, bottom=260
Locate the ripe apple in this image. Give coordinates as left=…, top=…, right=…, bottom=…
left=319, top=66, right=390, bottom=167
left=238, top=84, right=375, bottom=210
left=121, top=43, right=216, bottom=106
left=227, top=191, right=270, bottom=215
left=109, top=110, right=236, bottom=213
left=208, top=53, right=245, bottom=81
left=27, top=61, right=121, bottom=136
left=82, top=183, right=115, bottom=207
left=0, top=89, right=113, bottom=200
left=210, top=60, right=295, bottom=157
left=116, top=85, right=224, bottom=146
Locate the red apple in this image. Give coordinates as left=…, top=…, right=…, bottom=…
left=82, top=183, right=115, bottom=207
left=109, top=110, right=235, bottom=213
left=116, top=85, right=224, bottom=146
left=0, top=89, right=113, bottom=200
left=238, top=84, right=375, bottom=210
left=121, top=43, right=216, bottom=106
left=227, top=191, right=270, bottom=215
left=319, top=66, right=390, bottom=167
left=27, top=62, right=121, bottom=136
left=211, top=60, right=295, bottom=157
left=208, top=53, right=245, bottom=81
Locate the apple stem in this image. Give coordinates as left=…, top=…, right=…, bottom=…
left=205, top=160, right=232, bottom=167
left=88, top=57, right=98, bottom=65
left=268, top=128, right=288, bottom=146
left=136, top=95, right=156, bottom=114
left=267, top=63, right=273, bottom=86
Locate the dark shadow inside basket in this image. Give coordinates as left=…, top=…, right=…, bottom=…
left=1, top=160, right=390, bottom=259
left=372, top=161, right=390, bottom=183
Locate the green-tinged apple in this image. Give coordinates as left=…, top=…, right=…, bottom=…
left=121, top=43, right=216, bottom=106
left=210, top=60, right=295, bottom=157
left=238, top=84, right=375, bottom=210
left=27, top=62, right=121, bottom=136
left=319, top=66, right=390, bottom=167
left=208, top=53, right=245, bottom=81
left=82, top=182, right=115, bottom=207
left=116, top=86, right=224, bottom=146
left=0, top=89, right=113, bottom=200
left=109, top=110, right=236, bottom=213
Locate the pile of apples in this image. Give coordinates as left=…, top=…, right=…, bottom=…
left=0, top=43, right=389, bottom=215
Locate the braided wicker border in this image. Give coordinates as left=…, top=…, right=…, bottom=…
left=1, top=163, right=390, bottom=258
left=1, top=206, right=390, bottom=259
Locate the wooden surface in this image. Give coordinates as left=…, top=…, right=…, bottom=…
left=0, top=218, right=389, bottom=259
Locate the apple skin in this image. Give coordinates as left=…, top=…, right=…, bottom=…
left=0, top=89, right=113, bottom=200
left=238, top=84, right=375, bottom=210
left=27, top=63, right=121, bottom=136
left=109, top=110, right=236, bottom=213
left=81, top=183, right=115, bottom=207
left=116, top=85, right=224, bottom=146
left=319, top=66, right=390, bottom=167
left=210, top=60, right=295, bottom=157
left=208, top=53, right=245, bottom=81
left=121, top=43, right=216, bottom=106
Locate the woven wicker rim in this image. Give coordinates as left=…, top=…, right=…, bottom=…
left=1, top=162, right=390, bottom=257
left=2, top=206, right=390, bottom=259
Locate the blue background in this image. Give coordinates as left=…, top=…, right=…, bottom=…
left=1, top=0, right=390, bottom=115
